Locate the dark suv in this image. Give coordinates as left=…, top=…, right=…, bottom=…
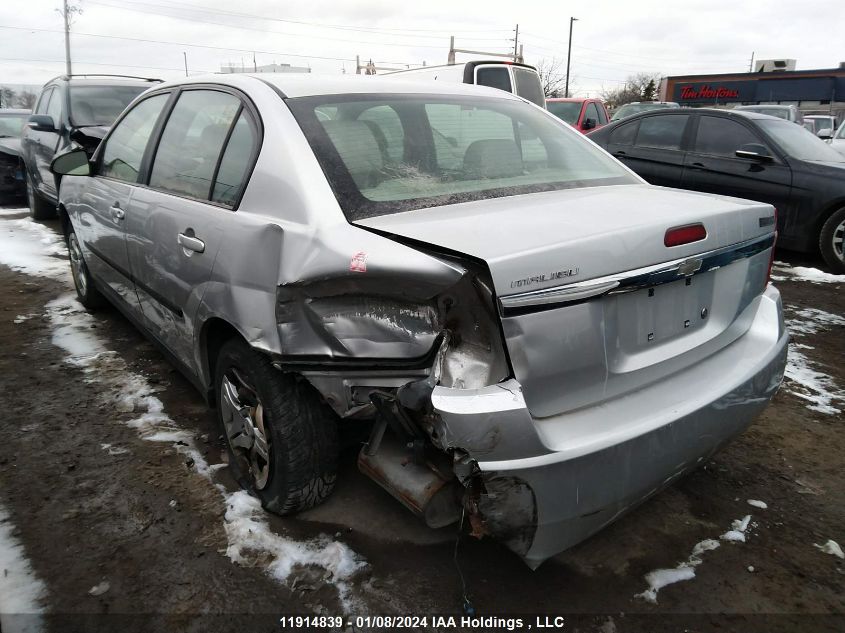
left=21, top=74, right=159, bottom=219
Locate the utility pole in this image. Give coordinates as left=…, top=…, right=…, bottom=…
left=63, top=0, right=72, bottom=75
left=253, top=51, right=257, bottom=72
left=183, top=52, right=188, bottom=76
left=748, top=51, right=755, bottom=72
left=565, top=17, right=578, bottom=98
left=513, top=24, right=519, bottom=62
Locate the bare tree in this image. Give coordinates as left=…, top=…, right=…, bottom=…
left=535, top=57, right=569, bottom=98
left=15, top=91, right=37, bottom=110
left=0, top=87, right=16, bottom=109
left=600, top=72, right=663, bottom=109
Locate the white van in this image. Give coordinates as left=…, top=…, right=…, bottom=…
left=384, top=61, right=546, bottom=108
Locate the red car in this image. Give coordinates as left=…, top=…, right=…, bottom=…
left=546, top=97, right=610, bottom=133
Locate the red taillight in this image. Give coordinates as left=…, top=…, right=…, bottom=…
left=664, top=223, right=707, bottom=247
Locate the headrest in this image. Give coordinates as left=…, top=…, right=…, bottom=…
left=321, top=120, right=384, bottom=186
left=463, top=139, right=523, bottom=179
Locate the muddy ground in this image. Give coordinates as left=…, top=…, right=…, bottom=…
left=0, top=207, right=843, bottom=633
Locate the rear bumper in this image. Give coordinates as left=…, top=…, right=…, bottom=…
left=431, top=285, right=788, bottom=567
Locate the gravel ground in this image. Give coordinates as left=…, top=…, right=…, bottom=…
left=0, top=206, right=842, bottom=633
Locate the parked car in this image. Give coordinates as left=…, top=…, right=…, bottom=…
left=610, top=101, right=679, bottom=121
left=733, top=104, right=804, bottom=125
left=546, top=97, right=609, bottom=133
left=52, top=74, right=787, bottom=568
left=803, top=114, right=837, bottom=139
left=830, top=120, right=845, bottom=157
left=21, top=74, right=160, bottom=219
left=384, top=61, right=546, bottom=107
left=588, top=108, right=845, bottom=272
left=0, top=108, right=31, bottom=203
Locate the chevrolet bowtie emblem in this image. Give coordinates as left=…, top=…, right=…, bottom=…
left=678, top=258, right=703, bottom=276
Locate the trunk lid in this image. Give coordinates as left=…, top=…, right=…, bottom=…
left=357, top=184, right=776, bottom=418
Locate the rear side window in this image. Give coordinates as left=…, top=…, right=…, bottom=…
left=609, top=121, right=638, bottom=145
left=693, top=116, right=763, bottom=157
left=635, top=115, right=689, bottom=150
left=512, top=67, right=545, bottom=107
left=211, top=111, right=258, bottom=206
left=476, top=67, right=512, bottom=93
left=149, top=90, right=241, bottom=200
left=100, top=93, right=169, bottom=182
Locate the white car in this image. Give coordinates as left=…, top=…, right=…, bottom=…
left=830, top=120, right=845, bottom=157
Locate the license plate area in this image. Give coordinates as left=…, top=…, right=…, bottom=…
left=613, top=272, right=715, bottom=351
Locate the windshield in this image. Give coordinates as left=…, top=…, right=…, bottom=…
left=69, top=85, right=148, bottom=127
left=290, top=94, right=637, bottom=220
left=0, top=114, right=28, bottom=138
left=611, top=103, right=671, bottom=121
left=760, top=119, right=845, bottom=163
left=547, top=101, right=582, bottom=125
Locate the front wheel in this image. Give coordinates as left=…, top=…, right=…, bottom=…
left=819, top=207, right=845, bottom=274
left=66, top=225, right=105, bottom=309
left=215, top=338, right=339, bottom=514
left=26, top=172, right=56, bottom=221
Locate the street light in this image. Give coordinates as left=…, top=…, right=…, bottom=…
left=565, top=17, right=578, bottom=98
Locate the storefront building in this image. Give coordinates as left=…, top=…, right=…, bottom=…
left=659, top=65, right=845, bottom=123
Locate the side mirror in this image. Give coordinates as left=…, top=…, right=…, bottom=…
left=817, top=128, right=833, bottom=140
left=582, top=118, right=596, bottom=130
left=735, top=143, right=773, bottom=162
left=51, top=149, right=90, bottom=177
left=27, top=114, right=57, bottom=133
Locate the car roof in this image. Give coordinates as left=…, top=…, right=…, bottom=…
left=609, top=107, right=782, bottom=121
left=0, top=109, right=31, bottom=115
left=153, top=73, right=523, bottom=100
left=546, top=97, right=595, bottom=102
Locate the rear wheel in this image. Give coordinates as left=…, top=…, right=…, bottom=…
left=67, top=225, right=105, bottom=309
left=215, top=338, right=339, bottom=514
left=819, top=207, right=845, bottom=274
left=26, top=172, right=56, bottom=220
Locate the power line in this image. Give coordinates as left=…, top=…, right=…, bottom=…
left=0, top=24, right=421, bottom=66
left=93, top=0, right=513, bottom=37
left=0, top=55, right=212, bottom=74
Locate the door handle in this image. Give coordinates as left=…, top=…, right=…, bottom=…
left=177, top=232, right=205, bottom=254
left=109, top=204, right=125, bottom=220
left=689, top=162, right=706, bottom=169
left=614, top=150, right=627, bottom=157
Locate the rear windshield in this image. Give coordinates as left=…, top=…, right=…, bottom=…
left=0, top=114, right=28, bottom=138
left=289, top=94, right=637, bottom=221
left=69, top=85, right=149, bottom=127
left=512, top=67, right=545, bottom=107
left=547, top=101, right=582, bottom=124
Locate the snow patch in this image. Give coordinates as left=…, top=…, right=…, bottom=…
left=0, top=503, right=47, bottom=633
left=747, top=499, right=768, bottom=509
left=43, top=294, right=366, bottom=609
left=636, top=514, right=757, bottom=604
left=0, top=207, right=28, bottom=217
left=0, top=217, right=69, bottom=280
left=815, top=539, right=844, bottom=559
left=783, top=307, right=845, bottom=415
left=774, top=265, right=845, bottom=284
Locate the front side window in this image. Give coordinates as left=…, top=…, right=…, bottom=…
left=693, top=116, right=763, bottom=157
left=609, top=121, right=638, bottom=145
left=635, top=115, right=689, bottom=150
left=512, top=67, right=545, bottom=107
left=583, top=102, right=600, bottom=125
left=149, top=90, right=241, bottom=200
left=476, top=67, right=512, bottom=93
left=289, top=94, right=637, bottom=220
left=100, top=93, right=169, bottom=182
left=69, top=85, right=148, bottom=127
left=46, top=87, right=63, bottom=124
left=35, top=88, right=53, bottom=115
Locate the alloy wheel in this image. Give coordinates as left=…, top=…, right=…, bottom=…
left=833, top=218, right=845, bottom=262
left=220, top=367, right=272, bottom=489
left=67, top=232, right=88, bottom=296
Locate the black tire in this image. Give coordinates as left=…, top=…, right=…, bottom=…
left=26, top=172, right=56, bottom=220
left=215, top=338, right=338, bottom=514
left=819, top=207, right=845, bottom=274
left=66, top=224, right=106, bottom=309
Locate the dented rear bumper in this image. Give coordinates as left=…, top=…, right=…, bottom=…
left=432, top=285, right=788, bottom=568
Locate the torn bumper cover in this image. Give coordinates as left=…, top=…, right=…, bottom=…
left=432, top=285, right=788, bottom=568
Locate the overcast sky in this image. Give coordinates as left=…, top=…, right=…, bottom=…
left=1, top=0, right=842, bottom=96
